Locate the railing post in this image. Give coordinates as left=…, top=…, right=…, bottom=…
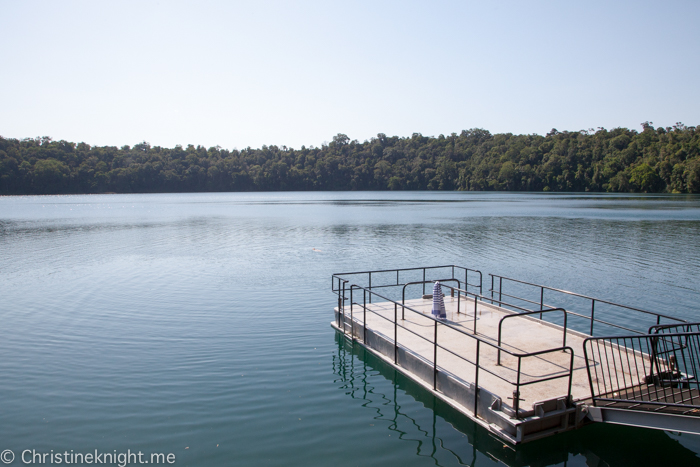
left=499, top=277, right=502, bottom=305
left=514, top=358, right=522, bottom=419
left=423, top=268, right=426, bottom=295
left=539, top=287, right=544, bottom=319
left=590, top=299, right=595, bottom=336
left=649, top=335, right=659, bottom=377
left=567, top=349, right=574, bottom=404
left=350, top=287, right=354, bottom=341
left=473, top=296, right=478, bottom=334
left=394, top=303, right=398, bottom=364
left=474, top=340, right=480, bottom=418
left=337, top=281, right=342, bottom=328
left=583, top=339, right=597, bottom=406
left=401, top=285, right=406, bottom=320
left=455, top=286, right=460, bottom=315
left=433, top=320, right=438, bottom=390
left=363, top=289, right=367, bottom=342
left=368, top=272, right=372, bottom=304
left=341, top=281, right=347, bottom=330
left=490, top=275, right=494, bottom=304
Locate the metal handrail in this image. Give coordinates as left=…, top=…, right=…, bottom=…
left=488, top=273, right=686, bottom=336
left=650, top=322, right=700, bottom=334
left=333, top=265, right=483, bottom=297
left=583, top=331, right=700, bottom=412
left=403, top=281, right=569, bottom=336
left=339, top=282, right=575, bottom=419
left=497, top=308, right=568, bottom=365
left=339, top=269, right=671, bottom=341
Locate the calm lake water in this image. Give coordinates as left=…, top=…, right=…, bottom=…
left=1, top=192, right=700, bottom=466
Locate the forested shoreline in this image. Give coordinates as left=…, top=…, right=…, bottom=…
left=1, top=123, right=699, bottom=195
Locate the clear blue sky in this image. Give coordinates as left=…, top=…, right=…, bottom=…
left=1, top=0, right=698, bottom=150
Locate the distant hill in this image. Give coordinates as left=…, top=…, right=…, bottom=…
left=1, top=123, right=698, bottom=194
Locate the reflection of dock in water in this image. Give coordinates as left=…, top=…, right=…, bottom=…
left=333, top=332, right=518, bottom=466
left=332, top=265, right=700, bottom=445
left=333, top=333, right=700, bottom=466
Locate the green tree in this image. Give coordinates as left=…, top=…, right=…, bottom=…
left=629, top=163, right=662, bottom=192
left=33, top=159, right=70, bottom=193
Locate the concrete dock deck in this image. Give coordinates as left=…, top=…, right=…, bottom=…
left=332, top=294, right=652, bottom=443
left=362, top=295, right=594, bottom=402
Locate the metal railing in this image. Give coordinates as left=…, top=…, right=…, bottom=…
left=488, top=273, right=685, bottom=336
left=650, top=322, right=700, bottom=335
left=397, top=278, right=570, bottom=337
left=497, top=308, right=568, bottom=365
left=333, top=265, right=483, bottom=304
left=583, top=331, right=700, bottom=414
left=333, top=278, right=574, bottom=419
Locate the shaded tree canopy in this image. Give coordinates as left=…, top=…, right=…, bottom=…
left=1, top=123, right=699, bottom=195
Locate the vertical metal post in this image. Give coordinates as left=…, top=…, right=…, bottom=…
left=368, top=272, right=372, bottom=304
left=563, top=311, right=568, bottom=349
left=337, top=281, right=342, bottom=327
left=590, top=299, right=595, bottom=336
left=566, top=350, right=573, bottom=403
left=363, top=289, right=367, bottom=342
left=433, top=320, right=438, bottom=390
left=649, top=335, right=659, bottom=379
left=474, top=340, right=480, bottom=418
left=423, top=269, right=426, bottom=295
left=583, top=340, right=597, bottom=406
left=499, top=277, right=502, bottom=305
left=490, top=275, right=494, bottom=304
left=350, top=287, right=354, bottom=341
left=514, top=358, right=522, bottom=418
left=341, top=281, right=346, bottom=330
left=457, top=287, right=460, bottom=315
left=394, top=303, right=398, bottom=364
left=396, top=269, right=399, bottom=285
left=539, top=287, right=544, bottom=319
left=473, top=297, right=478, bottom=334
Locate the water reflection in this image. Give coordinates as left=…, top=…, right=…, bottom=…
left=332, top=333, right=700, bottom=467
left=332, top=333, right=480, bottom=466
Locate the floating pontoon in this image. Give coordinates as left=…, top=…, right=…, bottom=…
left=331, top=265, right=700, bottom=444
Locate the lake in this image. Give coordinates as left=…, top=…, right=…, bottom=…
left=1, top=192, right=699, bottom=466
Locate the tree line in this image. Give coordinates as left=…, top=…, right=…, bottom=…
left=1, top=123, right=699, bottom=195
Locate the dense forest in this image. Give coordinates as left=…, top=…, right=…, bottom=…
left=1, top=123, right=699, bottom=195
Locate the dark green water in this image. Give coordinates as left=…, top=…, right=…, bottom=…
left=1, top=192, right=699, bottom=466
